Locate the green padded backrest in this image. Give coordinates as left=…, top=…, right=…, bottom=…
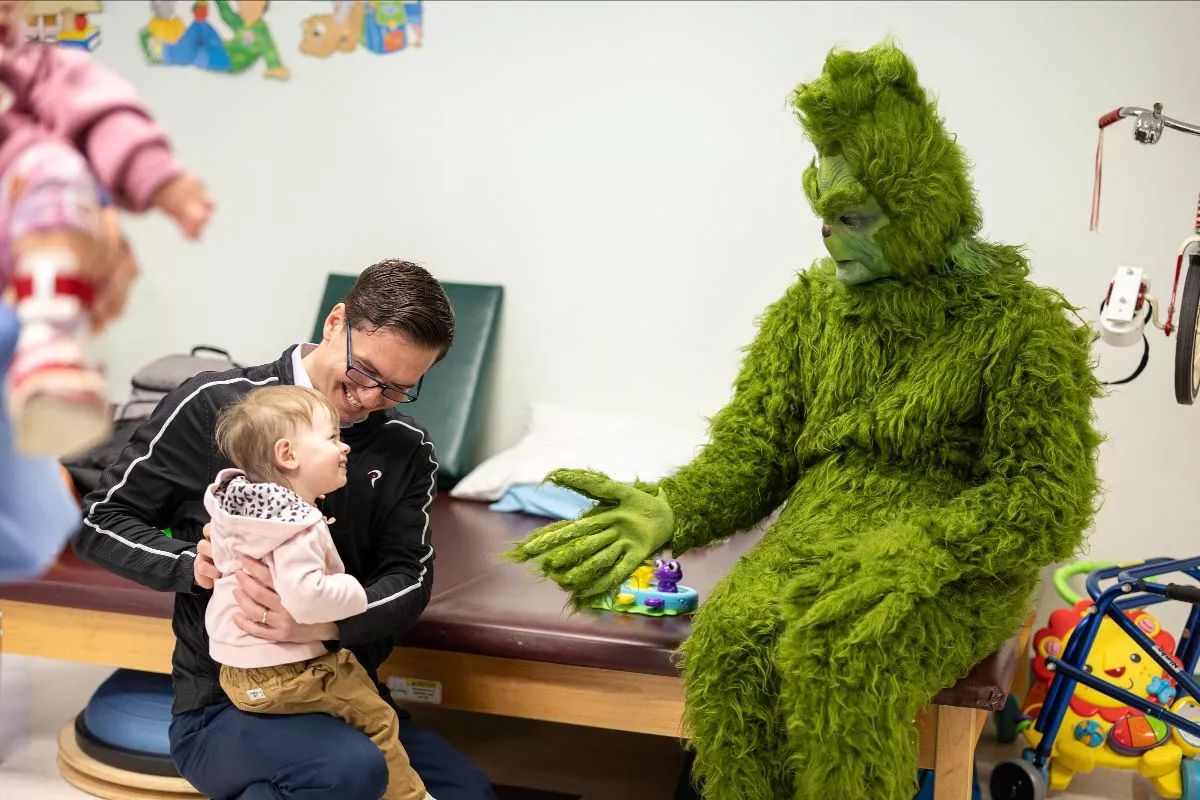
left=311, top=275, right=504, bottom=490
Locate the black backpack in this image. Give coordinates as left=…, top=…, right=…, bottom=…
left=61, top=346, right=239, bottom=498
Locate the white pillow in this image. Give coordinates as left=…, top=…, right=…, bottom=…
left=450, top=402, right=709, bottom=502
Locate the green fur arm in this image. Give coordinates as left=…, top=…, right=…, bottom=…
left=657, top=276, right=811, bottom=555
left=793, top=315, right=1103, bottom=635
left=909, top=319, right=1103, bottom=577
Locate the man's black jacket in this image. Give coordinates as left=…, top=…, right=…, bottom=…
left=73, top=347, right=438, bottom=714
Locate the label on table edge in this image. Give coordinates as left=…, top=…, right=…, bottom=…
left=387, top=676, right=443, bottom=705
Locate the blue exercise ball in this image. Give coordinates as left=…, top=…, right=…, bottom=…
left=82, top=669, right=174, bottom=758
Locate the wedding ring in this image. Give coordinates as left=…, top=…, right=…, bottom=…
left=260, top=610, right=269, bottom=625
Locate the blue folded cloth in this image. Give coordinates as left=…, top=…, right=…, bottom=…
left=0, top=302, right=81, bottom=582
left=489, top=482, right=596, bottom=520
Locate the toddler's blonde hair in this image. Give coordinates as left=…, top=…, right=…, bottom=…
left=215, top=385, right=339, bottom=487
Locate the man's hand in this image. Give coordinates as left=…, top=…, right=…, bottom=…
left=232, top=556, right=338, bottom=644
left=151, top=172, right=214, bottom=240
left=193, top=522, right=220, bottom=590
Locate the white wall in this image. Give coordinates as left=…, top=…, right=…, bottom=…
left=91, top=1, right=1200, bottom=618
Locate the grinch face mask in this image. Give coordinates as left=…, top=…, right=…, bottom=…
left=807, top=155, right=895, bottom=285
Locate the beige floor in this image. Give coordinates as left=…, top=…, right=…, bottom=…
left=974, top=738, right=1159, bottom=800
left=0, top=653, right=1147, bottom=799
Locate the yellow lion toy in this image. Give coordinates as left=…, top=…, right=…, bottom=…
left=1019, top=598, right=1200, bottom=797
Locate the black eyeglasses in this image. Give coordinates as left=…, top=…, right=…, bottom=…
left=345, top=325, right=422, bottom=404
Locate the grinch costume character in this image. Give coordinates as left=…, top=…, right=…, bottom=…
left=508, top=41, right=1103, bottom=799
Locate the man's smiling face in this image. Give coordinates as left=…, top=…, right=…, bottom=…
left=308, top=303, right=439, bottom=424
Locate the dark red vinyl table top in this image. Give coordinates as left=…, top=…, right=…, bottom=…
left=0, top=496, right=1019, bottom=709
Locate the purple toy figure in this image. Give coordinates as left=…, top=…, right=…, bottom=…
left=653, top=558, right=682, bottom=593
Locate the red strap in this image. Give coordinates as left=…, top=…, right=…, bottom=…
left=1090, top=127, right=1106, bottom=232
left=11, top=274, right=95, bottom=306
left=1090, top=109, right=1125, bottom=232
left=8, top=361, right=90, bottom=389
left=1166, top=253, right=1184, bottom=336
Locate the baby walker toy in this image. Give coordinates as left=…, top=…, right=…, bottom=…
left=590, top=557, right=699, bottom=616
left=1092, top=102, right=1200, bottom=403
left=990, top=559, right=1200, bottom=799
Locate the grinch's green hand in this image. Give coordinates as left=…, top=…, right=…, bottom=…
left=785, top=522, right=963, bottom=643
left=507, top=469, right=675, bottom=606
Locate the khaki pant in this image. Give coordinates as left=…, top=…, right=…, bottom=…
left=220, top=650, right=428, bottom=800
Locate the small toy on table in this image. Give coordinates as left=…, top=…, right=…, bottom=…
left=591, top=558, right=699, bottom=616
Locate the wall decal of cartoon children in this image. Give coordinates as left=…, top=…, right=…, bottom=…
left=140, top=0, right=289, bottom=80
left=300, top=1, right=422, bottom=59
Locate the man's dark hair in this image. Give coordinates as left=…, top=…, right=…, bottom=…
left=344, top=259, right=455, bottom=359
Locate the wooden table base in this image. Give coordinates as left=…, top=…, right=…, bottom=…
left=3, top=599, right=1012, bottom=800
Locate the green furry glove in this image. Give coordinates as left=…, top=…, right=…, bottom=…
left=506, top=469, right=675, bottom=608
left=784, top=523, right=963, bottom=644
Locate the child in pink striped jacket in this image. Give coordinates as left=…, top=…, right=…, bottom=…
left=0, top=0, right=212, bottom=457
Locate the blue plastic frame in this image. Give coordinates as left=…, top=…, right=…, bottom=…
left=1030, top=558, right=1200, bottom=770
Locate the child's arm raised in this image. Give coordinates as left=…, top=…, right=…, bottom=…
left=0, top=45, right=212, bottom=233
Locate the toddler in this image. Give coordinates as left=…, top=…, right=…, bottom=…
left=0, top=0, right=212, bottom=456
left=206, top=385, right=433, bottom=800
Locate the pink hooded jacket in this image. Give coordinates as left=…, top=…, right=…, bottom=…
left=0, top=43, right=182, bottom=211
left=204, top=469, right=369, bottom=670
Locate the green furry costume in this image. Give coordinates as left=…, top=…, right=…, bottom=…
left=508, top=41, right=1103, bottom=799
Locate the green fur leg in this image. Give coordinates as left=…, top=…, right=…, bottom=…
left=678, top=509, right=1039, bottom=799
left=678, top=550, right=795, bottom=798
left=777, top=567, right=1036, bottom=800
